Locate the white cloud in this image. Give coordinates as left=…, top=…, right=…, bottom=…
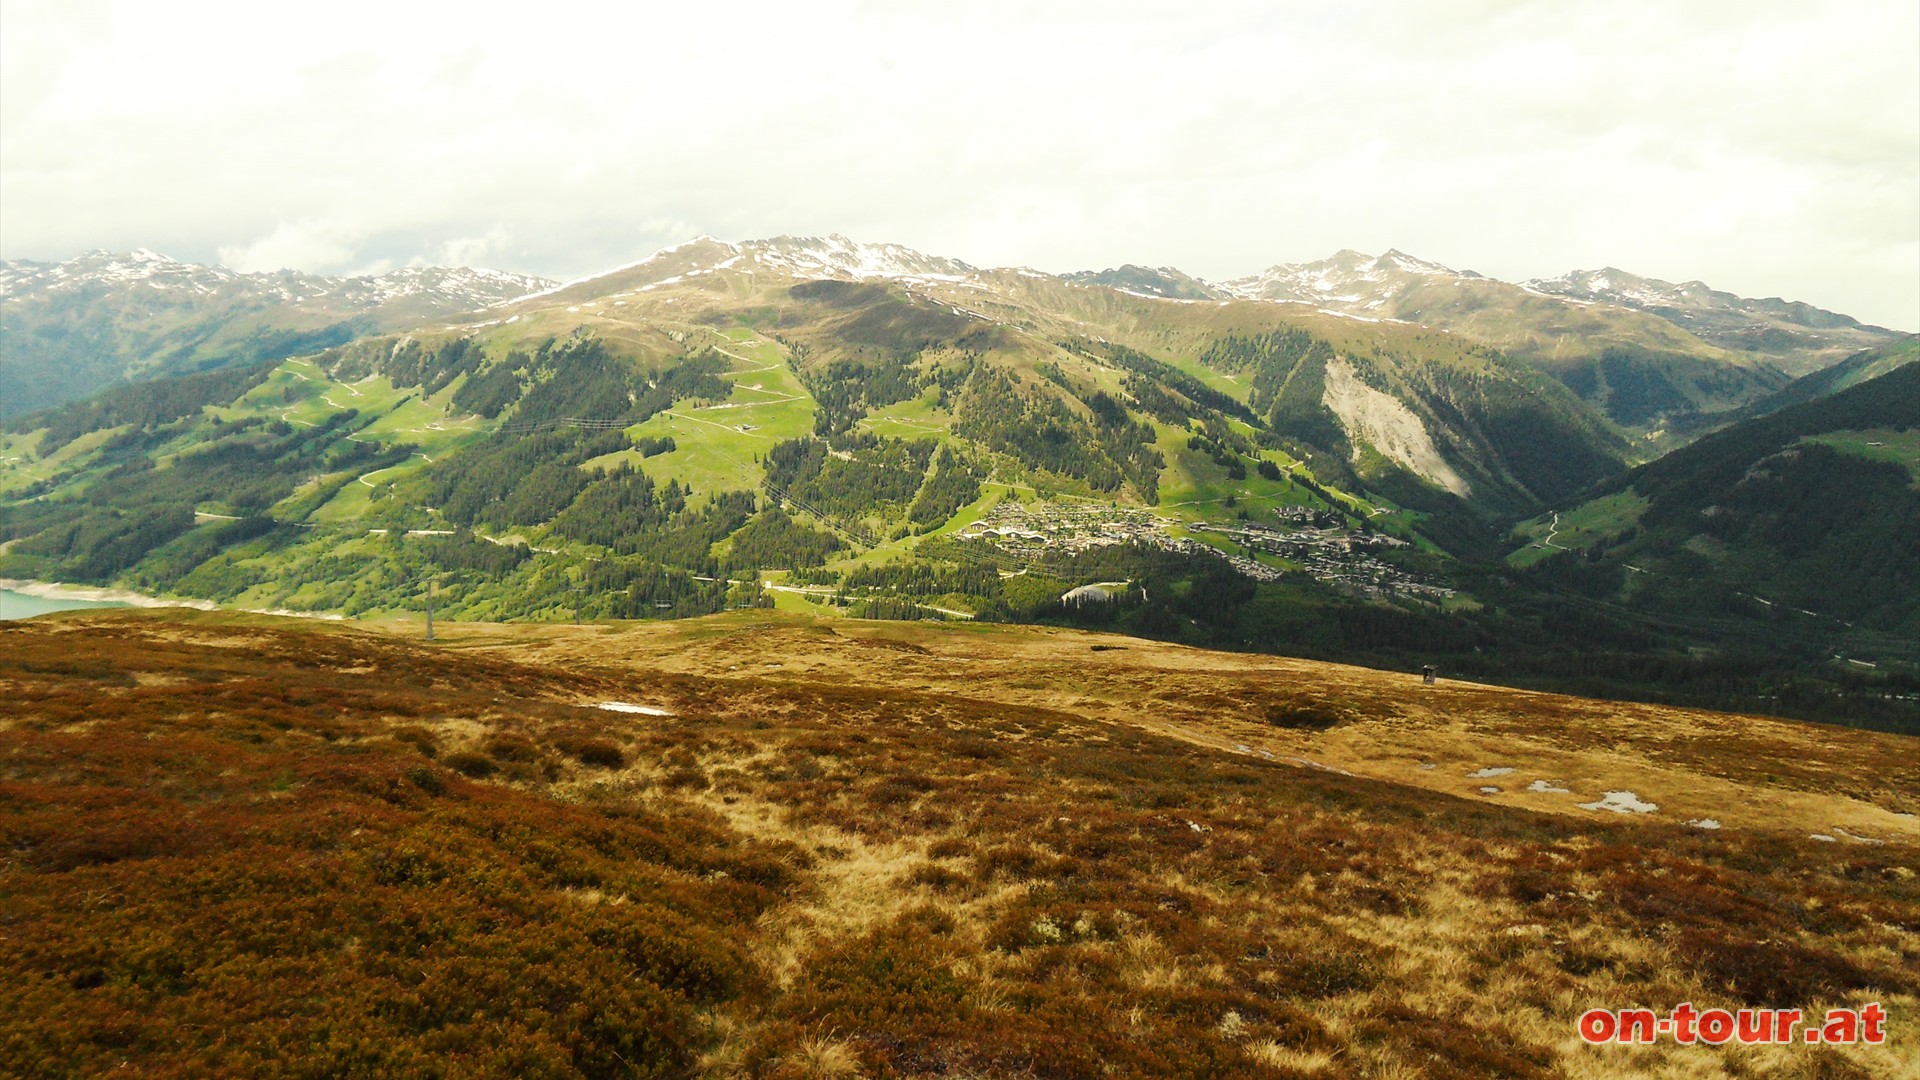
left=3, top=0, right=1915, bottom=327
left=415, top=226, right=512, bottom=271
left=216, top=219, right=365, bottom=275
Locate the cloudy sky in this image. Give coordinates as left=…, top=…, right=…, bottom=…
left=4, top=1, right=1916, bottom=327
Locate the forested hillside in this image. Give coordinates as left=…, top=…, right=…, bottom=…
left=3, top=238, right=1913, bottom=729
left=1513, top=362, right=1920, bottom=659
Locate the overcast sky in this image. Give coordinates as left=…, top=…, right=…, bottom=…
left=3, top=1, right=1916, bottom=328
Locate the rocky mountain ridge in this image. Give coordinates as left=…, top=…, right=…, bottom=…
left=1, top=250, right=553, bottom=417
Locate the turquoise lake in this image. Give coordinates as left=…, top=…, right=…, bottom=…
left=0, top=587, right=128, bottom=620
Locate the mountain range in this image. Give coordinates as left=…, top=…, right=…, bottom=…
left=0, top=248, right=553, bottom=417
left=1525, top=265, right=1901, bottom=363
left=7, top=238, right=1902, bottom=435
left=3, top=234, right=1914, bottom=728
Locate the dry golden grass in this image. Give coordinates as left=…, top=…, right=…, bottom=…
left=3, top=608, right=1914, bottom=1079
left=427, top=611, right=1920, bottom=842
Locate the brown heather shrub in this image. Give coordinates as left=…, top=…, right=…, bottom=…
left=1354, top=1000, right=1554, bottom=1079
left=558, top=737, right=626, bottom=768
left=0, top=618, right=802, bottom=1078
left=5, top=614, right=1917, bottom=1079
left=482, top=733, right=540, bottom=762
left=974, top=842, right=1081, bottom=883
left=984, top=901, right=1122, bottom=952
left=868, top=772, right=938, bottom=806
left=442, top=749, right=497, bottom=778
left=585, top=907, right=759, bottom=1005
left=925, top=835, right=975, bottom=859
left=662, top=765, right=709, bottom=790
left=1798, top=1049, right=1882, bottom=1080
left=905, top=861, right=969, bottom=893
left=403, top=763, right=446, bottom=796
left=1266, top=703, right=1343, bottom=730
left=948, top=733, right=1005, bottom=760
left=1268, top=942, right=1386, bottom=999
left=390, top=725, right=438, bottom=757
left=24, top=807, right=211, bottom=873
left=1677, top=929, right=1895, bottom=1008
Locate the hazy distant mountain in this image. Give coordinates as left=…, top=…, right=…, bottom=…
left=1215, top=247, right=1471, bottom=306
left=1211, top=249, right=1816, bottom=438
left=1726, top=335, right=1920, bottom=424
left=0, top=249, right=553, bottom=417
left=8, top=238, right=1892, bottom=441
left=1525, top=267, right=1904, bottom=372
left=6, top=233, right=1901, bottom=562
left=1213, top=252, right=1901, bottom=377
left=1059, top=264, right=1219, bottom=300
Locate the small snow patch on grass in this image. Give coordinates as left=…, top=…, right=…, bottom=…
left=1527, top=780, right=1571, bottom=794
left=1578, top=790, right=1658, bottom=814
left=1687, top=818, right=1721, bottom=830
left=595, top=701, right=672, bottom=716
left=1832, top=828, right=1885, bottom=845
left=1468, top=767, right=1515, bottom=778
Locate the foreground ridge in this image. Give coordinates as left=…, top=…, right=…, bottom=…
left=2, top=609, right=1915, bottom=1077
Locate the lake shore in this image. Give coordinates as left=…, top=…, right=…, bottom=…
left=0, top=578, right=218, bottom=611
left=0, top=579, right=346, bottom=621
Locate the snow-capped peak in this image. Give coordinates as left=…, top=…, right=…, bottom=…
left=1058, top=264, right=1221, bottom=300
left=1523, top=267, right=1687, bottom=309
left=1213, top=247, right=1464, bottom=304
left=1375, top=249, right=1457, bottom=276
left=745, top=234, right=977, bottom=282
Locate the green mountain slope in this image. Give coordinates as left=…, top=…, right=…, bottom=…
left=4, top=237, right=1912, bottom=729
left=0, top=235, right=1634, bottom=620
left=1512, top=362, right=1920, bottom=640
left=1727, top=335, right=1920, bottom=421
left=1059, top=263, right=1218, bottom=299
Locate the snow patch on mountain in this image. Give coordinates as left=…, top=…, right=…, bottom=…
left=1321, top=357, right=1470, bottom=496
left=329, top=266, right=555, bottom=309
left=0, top=251, right=552, bottom=310
left=747, top=234, right=976, bottom=282
left=1059, top=264, right=1221, bottom=300
left=508, top=236, right=740, bottom=305
left=1524, top=267, right=1897, bottom=355
left=1215, top=249, right=1463, bottom=305
left=1523, top=267, right=1686, bottom=310
left=504, top=234, right=978, bottom=302
left=0, top=249, right=238, bottom=299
